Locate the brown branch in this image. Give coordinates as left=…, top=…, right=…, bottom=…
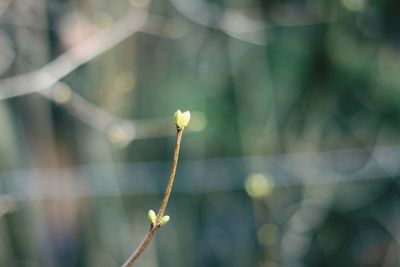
left=156, top=129, right=184, bottom=218
left=121, top=225, right=159, bottom=267
left=122, top=127, right=184, bottom=267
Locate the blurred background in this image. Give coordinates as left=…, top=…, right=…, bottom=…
left=1, top=0, right=400, bottom=266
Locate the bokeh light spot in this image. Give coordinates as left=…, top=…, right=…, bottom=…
left=245, top=173, right=274, bottom=199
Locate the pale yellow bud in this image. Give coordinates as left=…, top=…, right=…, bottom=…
left=160, top=215, right=170, bottom=225
left=174, top=110, right=191, bottom=129
left=148, top=209, right=156, bottom=225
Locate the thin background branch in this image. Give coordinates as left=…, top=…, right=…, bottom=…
left=41, top=83, right=205, bottom=146
left=0, top=7, right=148, bottom=100
left=0, top=3, right=201, bottom=145
left=0, top=144, right=398, bottom=202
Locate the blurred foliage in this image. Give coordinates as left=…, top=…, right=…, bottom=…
left=1, top=0, right=400, bottom=266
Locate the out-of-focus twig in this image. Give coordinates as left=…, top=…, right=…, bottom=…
left=170, top=0, right=267, bottom=45
left=4, top=2, right=196, bottom=146
left=42, top=82, right=205, bottom=146
left=170, top=0, right=353, bottom=45
left=0, top=4, right=203, bottom=145
left=0, top=8, right=148, bottom=100
left=41, top=83, right=136, bottom=146
left=1, top=144, right=400, bottom=202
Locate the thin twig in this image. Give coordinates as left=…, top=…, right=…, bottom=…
left=122, top=128, right=184, bottom=267
left=156, top=129, right=183, bottom=218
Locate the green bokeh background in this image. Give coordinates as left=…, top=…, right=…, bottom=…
left=1, top=0, right=400, bottom=266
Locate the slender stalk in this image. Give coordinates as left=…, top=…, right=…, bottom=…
left=156, top=129, right=183, bottom=219
left=122, top=127, right=184, bottom=267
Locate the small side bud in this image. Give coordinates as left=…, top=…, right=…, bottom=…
left=174, top=110, right=191, bottom=129
left=160, top=215, right=170, bottom=225
left=148, top=209, right=157, bottom=225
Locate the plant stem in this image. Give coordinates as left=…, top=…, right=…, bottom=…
left=156, top=128, right=183, bottom=219
left=122, top=127, right=184, bottom=267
